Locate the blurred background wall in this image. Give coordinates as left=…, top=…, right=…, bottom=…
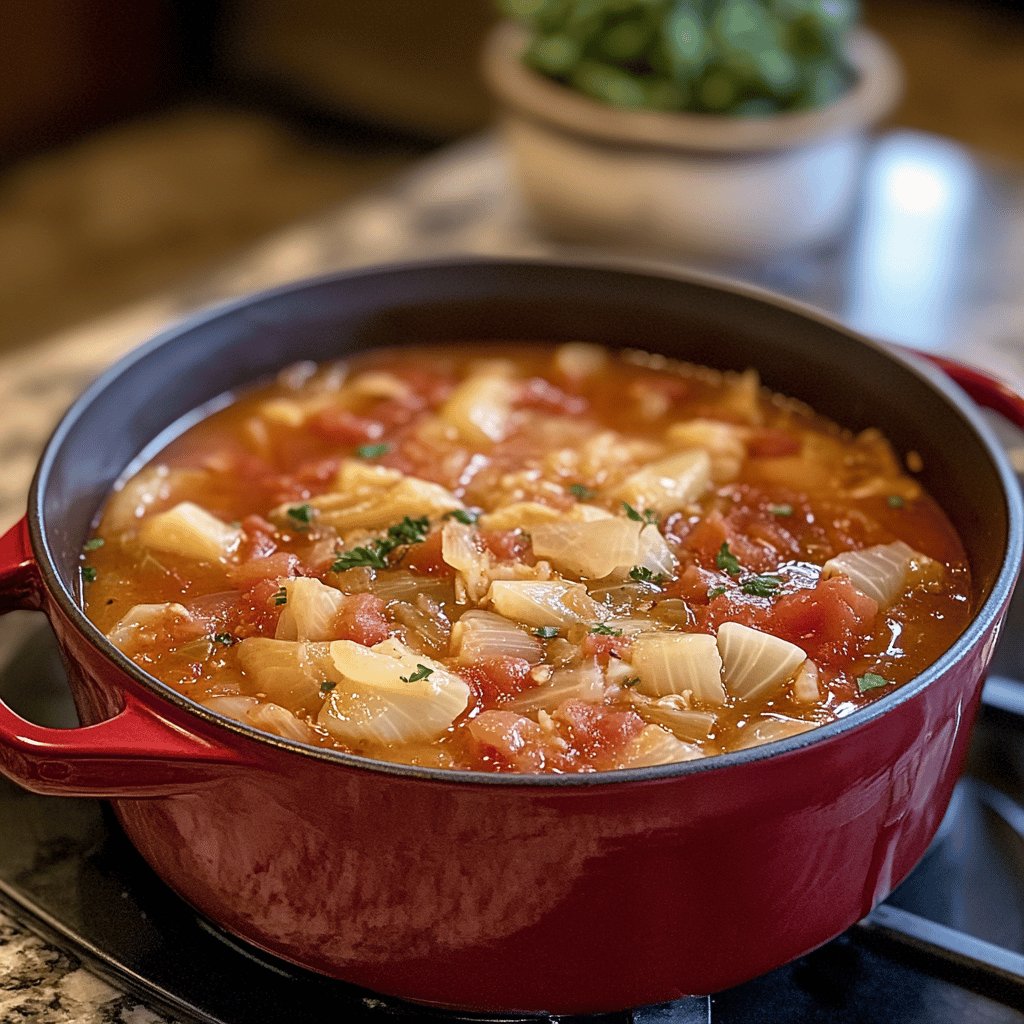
left=1, top=0, right=1022, bottom=352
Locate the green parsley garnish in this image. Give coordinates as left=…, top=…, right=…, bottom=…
left=622, top=501, right=658, bottom=525
left=400, top=664, right=434, bottom=683
left=629, top=565, right=665, bottom=584
left=741, top=574, right=783, bottom=598
left=83, top=538, right=105, bottom=551
left=331, top=515, right=431, bottom=572
left=444, top=508, right=479, bottom=525
left=287, top=503, right=315, bottom=527
left=81, top=566, right=97, bottom=583
left=768, top=504, right=793, bottom=517
left=356, top=442, right=391, bottom=460
left=857, top=672, right=891, bottom=693
left=707, top=585, right=728, bottom=600
left=212, top=633, right=237, bottom=646
left=715, top=542, right=742, bottom=577
left=319, top=680, right=337, bottom=695
left=569, top=483, right=596, bottom=500
left=273, top=586, right=288, bottom=606
left=887, top=495, right=905, bottom=509
left=621, top=676, right=641, bottom=689
left=590, top=623, right=623, bottom=637
left=533, top=626, right=559, bottom=639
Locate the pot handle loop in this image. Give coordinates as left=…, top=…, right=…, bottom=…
left=0, top=517, right=249, bottom=797
left=916, top=351, right=1024, bottom=431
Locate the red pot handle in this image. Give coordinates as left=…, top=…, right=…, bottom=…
left=0, top=517, right=249, bottom=797
left=914, top=350, right=1024, bottom=432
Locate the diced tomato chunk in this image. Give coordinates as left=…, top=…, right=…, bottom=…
left=333, top=593, right=389, bottom=646
left=747, top=428, right=801, bottom=458
left=232, top=578, right=286, bottom=639
left=558, top=700, right=645, bottom=764
left=465, top=710, right=557, bottom=773
left=462, top=657, right=535, bottom=708
left=405, top=530, right=453, bottom=577
left=479, top=529, right=532, bottom=563
left=239, top=514, right=277, bottom=561
left=310, top=407, right=383, bottom=445
left=581, top=633, right=632, bottom=664
left=229, top=551, right=302, bottom=588
left=769, top=576, right=878, bottom=665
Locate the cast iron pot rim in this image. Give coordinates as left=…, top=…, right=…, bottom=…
left=27, top=255, right=1024, bottom=789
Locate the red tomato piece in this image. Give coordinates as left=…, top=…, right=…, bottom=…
left=479, top=529, right=532, bottom=563
left=404, top=530, right=454, bottom=577
left=558, top=700, right=645, bottom=765
left=238, top=514, right=278, bottom=561
left=461, top=657, right=535, bottom=708
left=333, top=593, right=389, bottom=646
left=581, top=633, right=632, bottom=664
left=465, top=710, right=558, bottom=773
left=229, top=551, right=302, bottom=588
left=769, top=576, right=879, bottom=664
left=232, top=578, right=286, bottom=639
left=310, top=407, right=383, bottom=445
left=746, top=428, right=801, bottom=458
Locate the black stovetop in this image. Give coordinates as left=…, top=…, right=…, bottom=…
left=3, top=589, right=1024, bottom=1023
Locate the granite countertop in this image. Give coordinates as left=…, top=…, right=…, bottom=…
left=1, top=133, right=1023, bottom=1023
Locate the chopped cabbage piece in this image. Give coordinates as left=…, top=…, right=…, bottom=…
left=487, top=580, right=603, bottom=628
left=734, top=715, right=816, bottom=750
left=631, top=631, right=726, bottom=704
left=615, top=450, right=711, bottom=515
left=666, top=418, right=747, bottom=483
left=274, top=577, right=346, bottom=642
left=440, top=372, right=516, bottom=444
left=107, top=602, right=194, bottom=653
left=531, top=518, right=642, bottom=579
left=822, top=541, right=938, bottom=608
left=137, top=502, right=241, bottom=562
left=717, top=622, right=806, bottom=702
left=451, top=610, right=543, bottom=665
left=235, top=638, right=338, bottom=709
left=620, top=724, right=703, bottom=767
left=321, top=638, right=471, bottom=745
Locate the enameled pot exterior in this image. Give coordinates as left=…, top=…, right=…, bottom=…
left=0, top=260, right=1021, bottom=1013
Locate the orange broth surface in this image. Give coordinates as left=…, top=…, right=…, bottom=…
left=82, top=344, right=972, bottom=773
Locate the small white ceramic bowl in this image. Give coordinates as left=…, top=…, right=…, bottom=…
left=483, top=22, right=902, bottom=260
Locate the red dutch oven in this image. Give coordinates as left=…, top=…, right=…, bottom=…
left=0, top=260, right=1022, bottom=1015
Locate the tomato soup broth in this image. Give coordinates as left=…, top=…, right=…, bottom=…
left=82, top=344, right=971, bottom=773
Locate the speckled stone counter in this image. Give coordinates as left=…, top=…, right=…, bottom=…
left=1, top=133, right=1022, bottom=1022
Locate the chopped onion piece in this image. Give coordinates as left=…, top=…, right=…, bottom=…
left=665, top=419, right=747, bottom=483
left=107, top=602, right=194, bottom=653
left=321, top=638, right=470, bottom=745
left=615, top=450, right=711, bottom=515
left=275, top=577, right=345, bottom=642
left=451, top=610, right=543, bottom=665
left=479, top=502, right=562, bottom=531
left=637, top=524, right=678, bottom=577
left=631, top=631, right=726, bottom=704
left=554, top=342, right=608, bottom=379
left=488, top=580, right=603, bottom=628
left=822, top=541, right=937, bottom=608
left=236, top=638, right=337, bottom=709
left=440, top=372, right=516, bottom=444
left=734, top=715, right=816, bottom=750
left=507, top=661, right=605, bottom=713
left=372, top=571, right=454, bottom=606
left=620, top=725, right=703, bottom=767
left=717, top=622, right=806, bottom=702
left=286, top=460, right=461, bottom=533
left=791, top=659, right=821, bottom=703
left=531, top=518, right=642, bottom=579
left=441, top=520, right=492, bottom=603
left=630, top=692, right=717, bottom=741
left=138, top=502, right=241, bottom=562
left=201, top=695, right=313, bottom=743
